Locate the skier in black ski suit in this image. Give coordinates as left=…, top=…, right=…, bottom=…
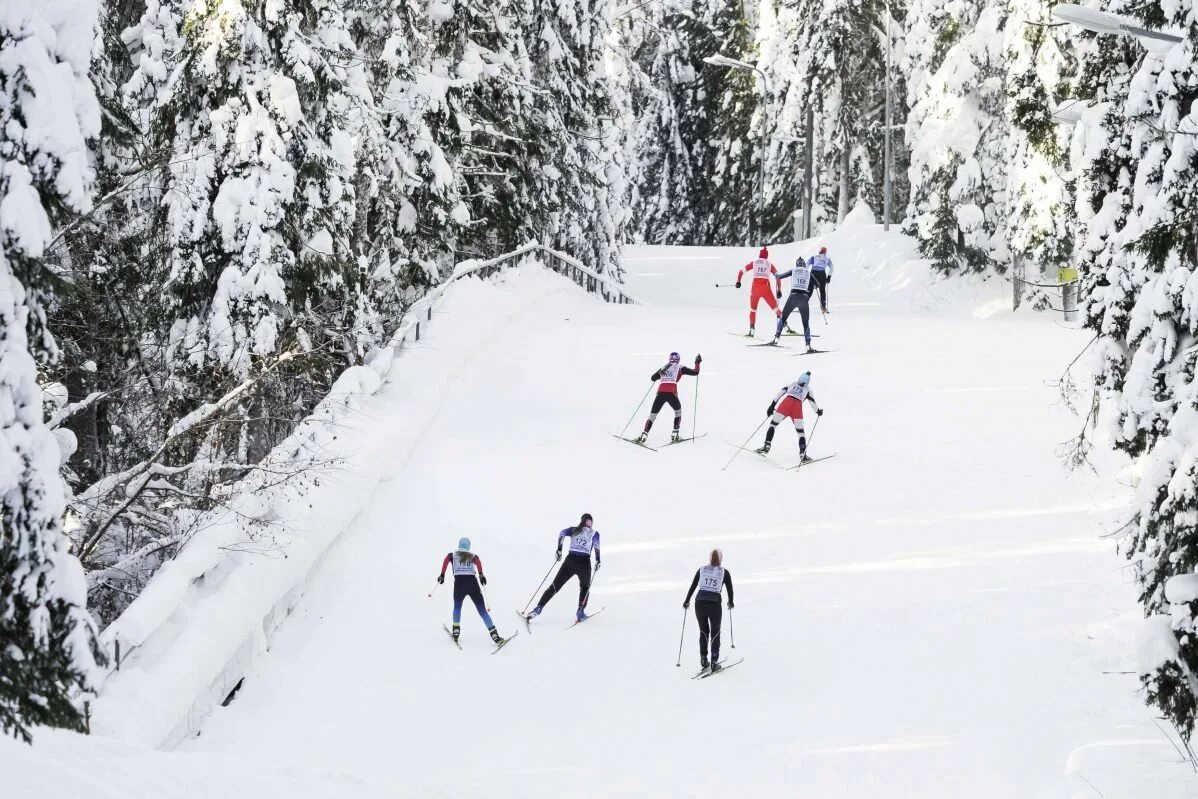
left=683, top=548, right=735, bottom=671
left=526, top=513, right=601, bottom=623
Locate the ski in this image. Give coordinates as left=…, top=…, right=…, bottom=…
left=780, top=331, right=820, bottom=338
left=492, top=630, right=519, bottom=654
left=443, top=624, right=463, bottom=651
left=725, top=442, right=769, bottom=456
left=610, top=433, right=658, bottom=452
left=790, top=454, right=837, bottom=471
left=699, top=658, right=745, bottom=678
left=727, top=331, right=757, bottom=339
left=747, top=341, right=786, bottom=348
left=791, top=348, right=836, bottom=356
left=661, top=433, right=708, bottom=447
left=566, top=608, right=605, bottom=629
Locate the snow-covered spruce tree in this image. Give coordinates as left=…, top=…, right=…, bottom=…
left=903, top=0, right=1011, bottom=273
left=1004, top=0, right=1076, bottom=282
left=684, top=0, right=760, bottom=245
left=795, top=0, right=895, bottom=228
left=1077, top=2, right=1198, bottom=737
left=520, top=0, right=626, bottom=277
left=618, top=0, right=700, bottom=243
left=154, top=0, right=363, bottom=460
left=0, top=0, right=105, bottom=742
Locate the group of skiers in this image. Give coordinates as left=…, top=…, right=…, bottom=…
left=437, top=513, right=736, bottom=674
left=735, top=246, right=833, bottom=347
left=434, top=244, right=836, bottom=671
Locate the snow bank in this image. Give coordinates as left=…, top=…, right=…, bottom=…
left=91, top=251, right=610, bottom=748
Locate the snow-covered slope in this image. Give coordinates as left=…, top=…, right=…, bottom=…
left=17, top=227, right=1198, bottom=798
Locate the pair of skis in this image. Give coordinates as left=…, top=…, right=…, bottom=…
left=517, top=607, right=606, bottom=634
left=611, top=433, right=708, bottom=452
left=691, top=658, right=745, bottom=679
left=727, top=443, right=837, bottom=470
left=443, top=625, right=519, bottom=654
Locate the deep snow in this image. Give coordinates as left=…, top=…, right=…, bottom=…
left=8, top=226, right=1198, bottom=798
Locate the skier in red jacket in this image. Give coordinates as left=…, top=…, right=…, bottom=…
left=736, top=247, right=783, bottom=336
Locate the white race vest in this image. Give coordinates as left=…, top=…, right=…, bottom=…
left=451, top=551, right=477, bottom=576
left=569, top=528, right=597, bottom=555
left=790, top=265, right=812, bottom=293
left=698, top=565, right=725, bottom=594
left=784, top=379, right=811, bottom=401
left=751, top=258, right=771, bottom=279
left=810, top=254, right=832, bottom=272
left=659, top=363, right=681, bottom=387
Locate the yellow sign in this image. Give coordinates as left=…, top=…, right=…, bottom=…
left=1058, top=266, right=1079, bottom=284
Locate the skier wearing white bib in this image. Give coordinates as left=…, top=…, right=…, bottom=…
left=773, top=256, right=815, bottom=348
left=526, top=513, right=601, bottom=623
left=756, top=371, right=824, bottom=460
left=683, top=549, right=735, bottom=671
left=638, top=351, right=701, bottom=444
left=437, top=537, right=505, bottom=645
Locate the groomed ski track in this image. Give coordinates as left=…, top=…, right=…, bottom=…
left=179, top=229, right=1194, bottom=798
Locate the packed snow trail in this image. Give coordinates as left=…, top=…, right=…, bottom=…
left=175, top=231, right=1193, bottom=798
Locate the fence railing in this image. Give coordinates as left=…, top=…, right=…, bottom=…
left=87, top=241, right=631, bottom=746
left=1012, top=257, right=1079, bottom=321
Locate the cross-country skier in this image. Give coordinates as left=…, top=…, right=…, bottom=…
left=735, top=247, right=783, bottom=336
left=638, top=352, right=702, bottom=444
left=438, top=537, right=506, bottom=645
left=683, top=549, right=735, bottom=671
left=525, top=513, right=601, bottom=623
left=756, top=371, right=824, bottom=460
left=773, top=255, right=815, bottom=349
left=807, top=246, right=833, bottom=313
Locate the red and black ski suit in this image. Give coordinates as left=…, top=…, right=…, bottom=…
left=642, top=356, right=701, bottom=435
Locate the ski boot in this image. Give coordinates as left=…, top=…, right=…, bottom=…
left=671, top=430, right=681, bottom=444
left=576, top=607, right=588, bottom=623
left=710, top=661, right=723, bottom=673
left=488, top=626, right=503, bottom=644
left=451, top=623, right=461, bottom=642
left=772, top=335, right=781, bottom=346
left=526, top=606, right=542, bottom=620
left=637, top=431, right=648, bottom=444
left=755, top=441, right=771, bottom=455
left=700, top=656, right=709, bottom=670
left=799, top=449, right=813, bottom=463
left=748, top=326, right=755, bottom=337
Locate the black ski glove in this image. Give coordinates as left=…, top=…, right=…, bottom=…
left=735, top=281, right=741, bottom=289
left=766, top=402, right=776, bottom=417
left=437, top=574, right=445, bottom=585
left=817, top=408, right=824, bottom=416
left=728, top=601, right=735, bottom=610
left=826, top=275, right=832, bottom=284
left=595, top=561, right=601, bottom=571
left=695, top=353, right=702, bottom=365
left=683, top=600, right=690, bottom=609
left=776, top=290, right=782, bottom=299
left=555, top=549, right=563, bottom=561
left=479, top=575, right=488, bottom=586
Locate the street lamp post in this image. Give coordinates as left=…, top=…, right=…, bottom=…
left=704, top=54, right=770, bottom=246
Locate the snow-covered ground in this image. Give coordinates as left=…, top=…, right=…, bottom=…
left=10, top=225, right=1198, bottom=797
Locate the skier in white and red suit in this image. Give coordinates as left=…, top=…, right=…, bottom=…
left=755, top=371, right=824, bottom=461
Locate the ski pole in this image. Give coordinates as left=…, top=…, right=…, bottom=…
left=721, top=417, right=769, bottom=471
left=714, top=283, right=739, bottom=288
left=521, top=558, right=558, bottom=615
left=581, top=563, right=601, bottom=608
left=729, top=606, right=736, bottom=649
left=795, top=415, right=822, bottom=473
left=692, top=372, right=700, bottom=441
left=481, top=582, right=491, bottom=612
left=616, top=383, right=655, bottom=440
left=427, top=581, right=441, bottom=598
left=675, top=606, right=687, bottom=667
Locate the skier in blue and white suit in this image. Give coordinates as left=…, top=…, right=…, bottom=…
left=807, top=246, right=833, bottom=313
left=774, top=255, right=815, bottom=347
left=526, top=513, right=601, bottom=623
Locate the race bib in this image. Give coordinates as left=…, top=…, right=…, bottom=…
left=699, top=565, right=725, bottom=592
left=752, top=259, right=771, bottom=278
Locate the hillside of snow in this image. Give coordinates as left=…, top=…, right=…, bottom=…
left=10, top=227, right=1198, bottom=798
